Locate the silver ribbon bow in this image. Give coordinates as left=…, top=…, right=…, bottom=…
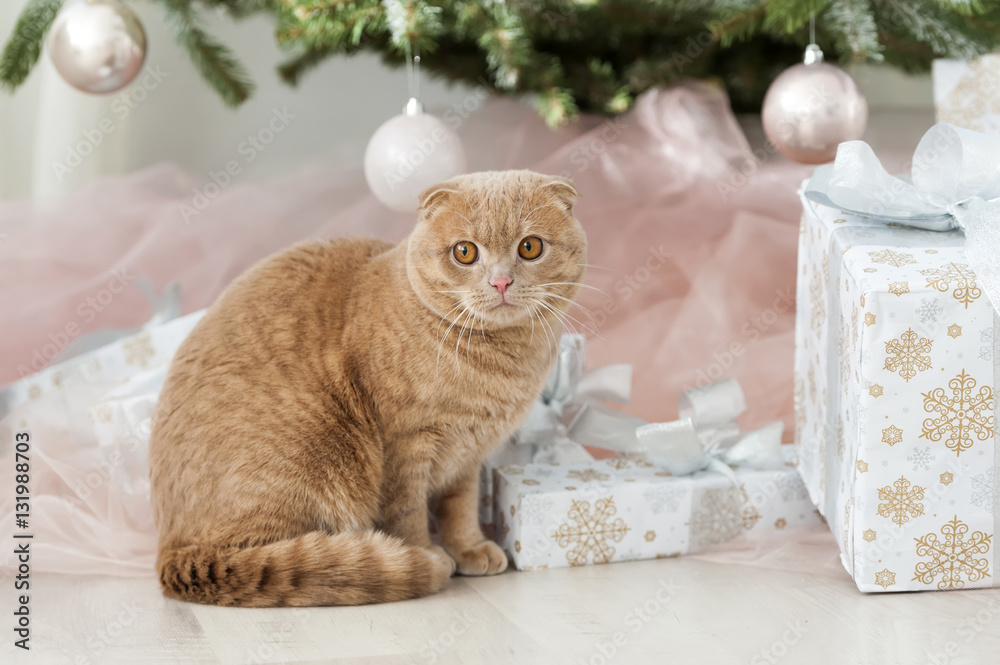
left=633, top=379, right=785, bottom=479
left=515, top=335, right=644, bottom=463
left=804, top=123, right=1000, bottom=312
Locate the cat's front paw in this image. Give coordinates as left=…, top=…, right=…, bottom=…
left=451, top=540, right=508, bottom=576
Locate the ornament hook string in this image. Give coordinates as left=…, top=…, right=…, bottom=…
left=404, top=39, right=423, bottom=114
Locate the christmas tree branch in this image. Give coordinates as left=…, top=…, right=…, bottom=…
left=158, top=0, right=255, bottom=107
left=0, top=0, right=63, bottom=91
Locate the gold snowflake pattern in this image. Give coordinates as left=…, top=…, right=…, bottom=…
left=604, top=456, right=653, bottom=471
left=884, top=329, right=933, bottom=382
left=889, top=282, right=910, bottom=297
left=645, top=530, right=656, bottom=542
left=937, top=56, right=1000, bottom=132
left=688, top=487, right=744, bottom=549
left=913, top=516, right=992, bottom=590
left=861, top=294, right=866, bottom=308
left=514, top=540, right=521, bottom=553
left=567, top=469, right=610, bottom=483
left=522, top=479, right=540, bottom=486
left=921, top=371, right=995, bottom=456
left=122, top=333, right=155, bottom=369
left=865, top=312, right=876, bottom=327
left=869, top=383, right=884, bottom=398
left=940, top=472, right=955, bottom=486
left=857, top=460, right=869, bottom=473
left=741, top=485, right=761, bottom=530
left=498, top=465, right=524, bottom=474
left=948, top=324, right=963, bottom=339
left=882, top=425, right=904, bottom=446
left=921, top=262, right=981, bottom=308
left=775, top=518, right=787, bottom=530
left=553, top=498, right=630, bottom=566
left=863, top=268, right=877, bottom=273
left=809, top=269, right=827, bottom=335
left=863, top=529, right=877, bottom=542
left=869, top=249, right=917, bottom=268
left=510, top=505, right=516, bottom=517
left=875, top=569, right=896, bottom=589
left=877, top=476, right=926, bottom=526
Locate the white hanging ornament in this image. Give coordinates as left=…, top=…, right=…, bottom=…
left=364, top=96, right=467, bottom=213
left=47, top=0, right=147, bottom=95
left=761, top=43, right=868, bottom=164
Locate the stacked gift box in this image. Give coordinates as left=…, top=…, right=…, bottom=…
left=795, top=124, right=1000, bottom=592
left=484, top=335, right=823, bottom=571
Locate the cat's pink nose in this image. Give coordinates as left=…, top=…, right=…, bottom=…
left=490, top=275, right=512, bottom=296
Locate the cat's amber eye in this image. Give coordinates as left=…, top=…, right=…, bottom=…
left=453, top=241, right=479, bottom=265
left=518, top=236, right=544, bottom=260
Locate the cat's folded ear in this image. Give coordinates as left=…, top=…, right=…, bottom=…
left=540, top=175, right=579, bottom=212
left=418, top=181, right=462, bottom=215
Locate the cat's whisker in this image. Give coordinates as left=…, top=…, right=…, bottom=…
left=447, top=210, right=477, bottom=233
left=537, top=281, right=610, bottom=297
left=535, top=291, right=603, bottom=336
left=435, top=301, right=466, bottom=343
left=437, top=305, right=469, bottom=370
left=533, top=298, right=581, bottom=338
left=580, top=263, right=615, bottom=272
left=455, top=308, right=475, bottom=364
left=526, top=302, right=536, bottom=346
left=519, top=203, right=562, bottom=224
left=432, top=290, right=473, bottom=294
left=528, top=298, right=558, bottom=360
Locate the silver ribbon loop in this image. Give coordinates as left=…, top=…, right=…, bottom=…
left=634, top=379, right=785, bottom=478
left=515, top=335, right=642, bottom=463
left=804, top=123, right=1000, bottom=311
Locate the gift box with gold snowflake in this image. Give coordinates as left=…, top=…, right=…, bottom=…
left=933, top=55, right=1000, bottom=136
left=795, top=124, right=1000, bottom=592
left=492, top=445, right=821, bottom=571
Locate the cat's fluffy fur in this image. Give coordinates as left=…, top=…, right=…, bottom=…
left=149, top=170, right=586, bottom=606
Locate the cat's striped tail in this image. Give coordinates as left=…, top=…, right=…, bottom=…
left=156, top=531, right=455, bottom=606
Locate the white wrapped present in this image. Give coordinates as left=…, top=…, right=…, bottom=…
left=795, top=124, right=1000, bottom=592
left=933, top=55, right=1000, bottom=135
left=492, top=375, right=821, bottom=570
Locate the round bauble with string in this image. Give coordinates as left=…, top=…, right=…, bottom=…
left=762, top=43, right=868, bottom=164
left=363, top=53, right=467, bottom=212
left=47, top=0, right=147, bottom=95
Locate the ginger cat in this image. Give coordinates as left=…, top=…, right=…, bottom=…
left=149, top=170, right=586, bottom=606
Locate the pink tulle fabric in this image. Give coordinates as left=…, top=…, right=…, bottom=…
left=0, top=82, right=914, bottom=577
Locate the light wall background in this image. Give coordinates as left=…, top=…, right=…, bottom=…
left=0, top=1, right=934, bottom=203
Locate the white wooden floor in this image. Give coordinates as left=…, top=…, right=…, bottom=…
left=6, top=530, right=1000, bottom=665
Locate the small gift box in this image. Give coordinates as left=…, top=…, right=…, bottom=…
left=933, top=55, right=1000, bottom=135
left=492, top=376, right=822, bottom=570
left=795, top=124, right=1000, bottom=592
left=479, top=334, right=641, bottom=524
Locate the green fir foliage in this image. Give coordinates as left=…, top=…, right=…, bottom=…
left=2, top=0, right=999, bottom=125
